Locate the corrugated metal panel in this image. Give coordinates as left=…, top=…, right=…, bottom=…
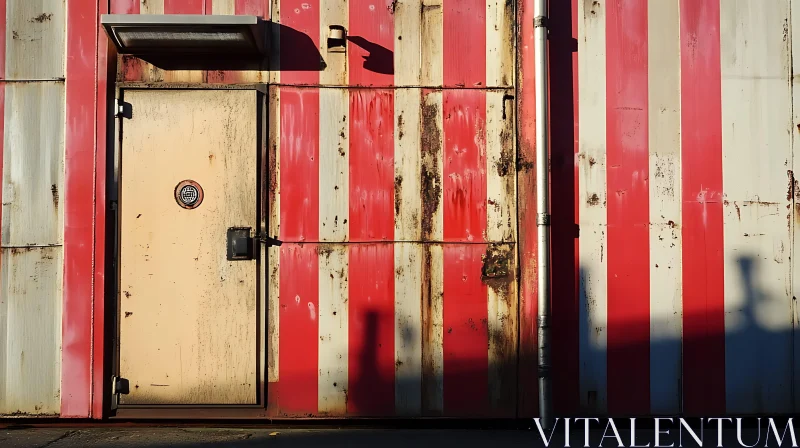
left=0, top=81, right=64, bottom=415
left=113, top=0, right=513, bottom=88
left=90, top=0, right=800, bottom=419
left=0, top=246, right=63, bottom=415
left=5, top=0, right=65, bottom=80
left=2, top=83, right=64, bottom=247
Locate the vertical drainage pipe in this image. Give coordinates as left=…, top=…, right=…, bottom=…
left=533, top=0, right=553, bottom=430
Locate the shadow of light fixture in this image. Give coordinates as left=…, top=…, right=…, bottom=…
left=327, top=25, right=346, bottom=53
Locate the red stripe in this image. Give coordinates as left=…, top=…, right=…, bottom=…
left=92, top=0, right=110, bottom=419
left=442, top=90, right=487, bottom=242
left=348, top=244, right=395, bottom=415
left=443, top=0, right=486, bottom=87
left=277, top=88, right=320, bottom=414
left=281, top=0, right=320, bottom=85
left=348, top=0, right=394, bottom=87
left=278, top=244, right=319, bottom=415
left=442, top=245, right=489, bottom=415
left=680, top=0, right=726, bottom=415
left=111, top=0, right=143, bottom=82
left=63, top=0, right=100, bottom=418
left=0, top=0, right=5, bottom=80
left=441, top=88, right=488, bottom=414
left=164, top=0, right=204, bottom=13
left=605, top=0, right=651, bottom=415
left=110, top=0, right=139, bottom=14
left=348, top=89, right=395, bottom=415
left=236, top=0, right=269, bottom=16
left=549, top=0, right=580, bottom=415
left=515, top=0, right=538, bottom=418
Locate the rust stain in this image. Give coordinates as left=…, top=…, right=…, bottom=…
left=788, top=170, right=799, bottom=201
left=50, top=184, right=59, bottom=209
left=587, top=193, right=601, bottom=206
left=137, top=214, right=142, bottom=219
left=422, top=4, right=442, bottom=12
left=209, top=153, right=215, bottom=162
left=742, top=200, right=781, bottom=206
left=421, top=98, right=442, bottom=240
left=124, top=291, right=131, bottom=298
left=30, top=13, right=53, bottom=23
left=125, top=312, right=133, bottom=318
left=12, top=31, right=19, bottom=40
left=481, top=244, right=514, bottom=300
left=667, top=220, right=677, bottom=228
left=389, top=0, right=399, bottom=13
left=589, top=157, right=597, bottom=166
left=394, top=174, right=403, bottom=217
left=420, top=244, right=440, bottom=415
left=397, top=114, right=405, bottom=140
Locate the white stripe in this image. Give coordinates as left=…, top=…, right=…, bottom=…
left=423, top=244, right=444, bottom=413
left=420, top=0, right=443, bottom=87
left=212, top=0, right=235, bottom=14
left=647, top=0, right=682, bottom=415
left=485, top=0, right=513, bottom=87
left=395, top=243, right=423, bottom=415
left=318, top=245, right=349, bottom=414
left=721, top=0, right=793, bottom=414
left=395, top=89, right=423, bottom=241
left=319, top=89, right=349, bottom=242
left=320, top=0, right=348, bottom=85
left=577, top=0, right=607, bottom=414
left=395, top=0, right=423, bottom=86
left=487, top=244, right=517, bottom=413
left=422, top=90, right=444, bottom=241
left=267, top=87, right=281, bottom=383
left=269, top=0, right=281, bottom=84
left=791, top=0, right=800, bottom=413
left=485, top=91, right=516, bottom=243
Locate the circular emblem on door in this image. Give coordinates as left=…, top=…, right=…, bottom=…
left=175, top=180, right=204, bottom=209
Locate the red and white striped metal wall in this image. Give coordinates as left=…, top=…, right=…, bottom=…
left=1, top=0, right=799, bottom=418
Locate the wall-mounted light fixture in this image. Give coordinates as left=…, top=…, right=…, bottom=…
left=101, top=14, right=268, bottom=57
left=327, top=25, right=347, bottom=53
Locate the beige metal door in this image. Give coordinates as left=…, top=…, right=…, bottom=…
left=118, top=89, right=260, bottom=405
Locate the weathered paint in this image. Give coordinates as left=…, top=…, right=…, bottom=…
left=0, top=247, right=63, bottom=415
left=605, top=0, right=650, bottom=415
left=5, top=0, right=65, bottom=81
left=720, top=0, right=792, bottom=414
left=24, top=0, right=800, bottom=421
left=792, top=0, right=800, bottom=415
left=118, top=89, right=259, bottom=405
left=63, top=0, right=99, bottom=418
left=680, top=0, right=726, bottom=415
left=0, top=86, right=66, bottom=417
left=2, top=83, right=64, bottom=247
left=576, top=0, right=609, bottom=415
left=647, top=0, right=682, bottom=415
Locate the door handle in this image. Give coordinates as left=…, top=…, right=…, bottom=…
left=227, top=227, right=283, bottom=261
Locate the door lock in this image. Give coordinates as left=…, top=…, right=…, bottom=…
left=227, top=227, right=283, bottom=261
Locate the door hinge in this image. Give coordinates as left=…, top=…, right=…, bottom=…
left=112, top=376, right=130, bottom=395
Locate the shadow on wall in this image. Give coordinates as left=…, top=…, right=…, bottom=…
left=577, top=254, right=796, bottom=417
left=134, top=24, right=394, bottom=75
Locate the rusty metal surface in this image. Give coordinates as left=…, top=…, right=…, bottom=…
left=5, top=0, right=65, bottom=80
left=0, top=81, right=64, bottom=415
left=0, top=246, right=63, bottom=415
left=118, top=89, right=260, bottom=405
left=2, top=82, right=64, bottom=247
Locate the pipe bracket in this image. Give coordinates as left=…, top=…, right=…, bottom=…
left=534, top=16, right=549, bottom=29
left=537, top=315, right=550, bottom=328
left=537, top=213, right=551, bottom=226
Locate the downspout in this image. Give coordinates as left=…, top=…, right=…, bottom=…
left=533, top=0, right=553, bottom=430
